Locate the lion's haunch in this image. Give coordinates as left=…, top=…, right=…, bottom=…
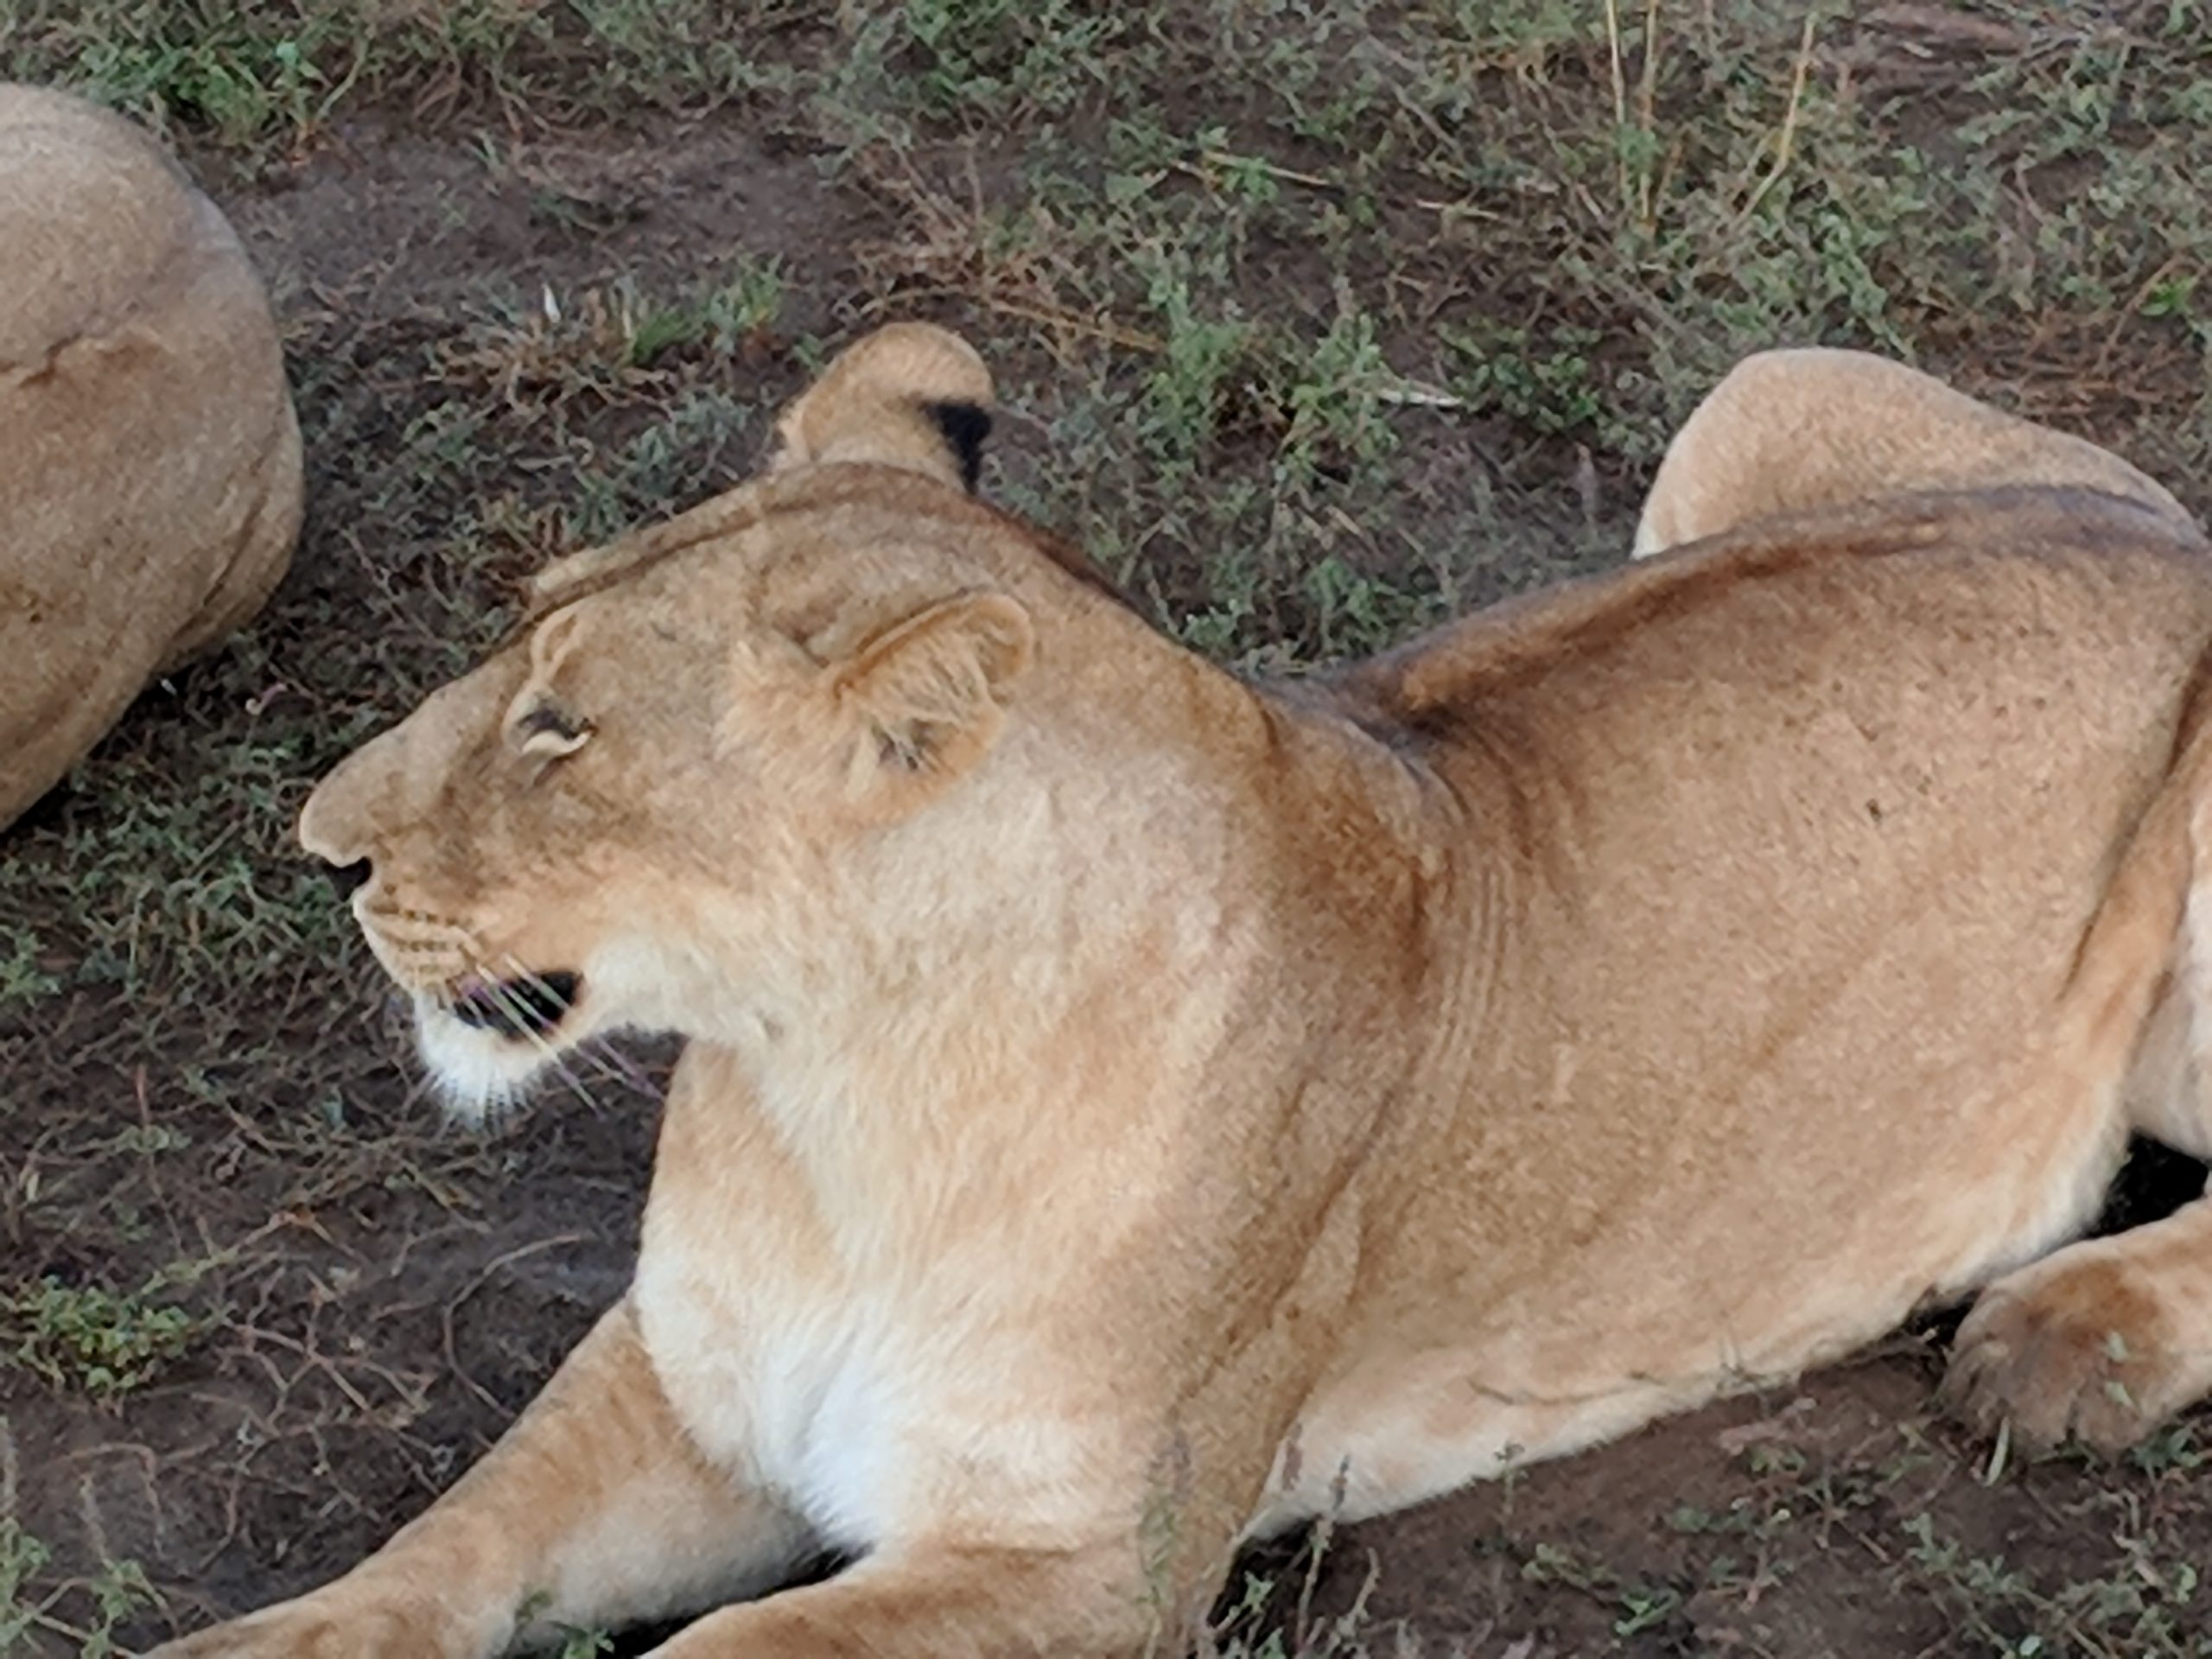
left=0, top=82, right=301, bottom=831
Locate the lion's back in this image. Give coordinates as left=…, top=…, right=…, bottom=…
left=1369, top=486, right=2212, bottom=1178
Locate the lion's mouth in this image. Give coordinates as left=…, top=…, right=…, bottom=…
left=446, top=970, right=582, bottom=1040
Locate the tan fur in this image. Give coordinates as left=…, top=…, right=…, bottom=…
left=0, top=83, right=301, bottom=830
left=767, top=319, right=993, bottom=486
left=155, top=327, right=2212, bottom=1659
left=1631, top=346, right=2191, bottom=557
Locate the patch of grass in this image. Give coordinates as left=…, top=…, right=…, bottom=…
left=1519, top=1539, right=1691, bottom=1644
left=0, top=0, right=789, bottom=158
left=0, top=925, right=62, bottom=1013
left=1200, top=1509, right=1376, bottom=1659
left=3, top=1269, right=216, bottom=1402
left=514, top=1591, right=618, bottom=1659
left=896, top=0, right=1133, bottom=118
left=1898, top=1506, right=2212, bottom=1658
left=0, top=1518, right=156, bottom=1659
left=438, top=259, right=785, bottom=408
left=1445, top=321, right=1615, bottom=443
left=0, top=0, right=365, bottom=150
left=560, top=0, right=792, bottom=111
left=0, top=731, right=356, bottom=1004
left=563, top=387, right=772, bottom=547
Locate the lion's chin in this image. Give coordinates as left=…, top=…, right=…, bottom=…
left=412, top=997, right=581, bottom=1126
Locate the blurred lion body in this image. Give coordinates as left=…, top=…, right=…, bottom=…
left=154, top=330, right=2212, bottom=1659
left=0, top=82, right=300, bottom=829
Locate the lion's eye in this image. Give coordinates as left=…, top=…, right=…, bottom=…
left=513, top=702, right=593, bottom=760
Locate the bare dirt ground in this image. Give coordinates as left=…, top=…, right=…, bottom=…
left=5, top=4, right=2212, bottom=1656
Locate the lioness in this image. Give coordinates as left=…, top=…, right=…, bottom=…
left=1631, top=345, right=2191, bottom=556
left=0, top=83, right=301, bottom=830
left=158, top=324, right=2212, bottom=1658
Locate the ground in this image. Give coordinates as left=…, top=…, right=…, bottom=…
left=3, top=3, right=2212, bottom=1656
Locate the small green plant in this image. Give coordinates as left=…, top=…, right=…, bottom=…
left=1136, top=264, right=1254, bottom=480
left=0, top=925, right=61, bottom=1008
left=0, top=1516, right=154, bottom=1658
left=564, top=388, right=770, bottom=546
left=1270, top=294, right=1402, bottom=492
left=897, top=0, right=1129, bottom=118
left=1446, top=323, right=1611, bottom=439
left=626, top=260, right=786, bottom=370
left=0, top=0, right=362, bottom=149
left=5, top=1274, right=212, bottom=1402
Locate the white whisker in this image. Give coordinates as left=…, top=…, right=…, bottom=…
left=481, top=961, right=597, bottom=1112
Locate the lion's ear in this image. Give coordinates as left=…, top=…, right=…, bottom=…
left=830, top=591, right=1033, bottom=798
left=770, top=323, right=995, bottom=493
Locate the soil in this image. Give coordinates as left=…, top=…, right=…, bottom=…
left=6, top=97, right=2212, bottom=1659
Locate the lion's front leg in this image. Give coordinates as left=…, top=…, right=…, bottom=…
left=1944, top=1187, right=2212, bottom=1456
left=640, top=1539, right=1216, bottom=1659
left=148, top=1300, right=809, bottom=1658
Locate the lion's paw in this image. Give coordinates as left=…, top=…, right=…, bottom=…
left=1942, top=1244, right=2193, bottom=1457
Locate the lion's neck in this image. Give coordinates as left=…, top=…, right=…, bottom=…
left=737, top=763, right=1247, bottom=1245
left=677, top=662, right=1463, bottom=1260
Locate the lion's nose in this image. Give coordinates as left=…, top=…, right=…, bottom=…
left=327, top=858, right=372, bottom=899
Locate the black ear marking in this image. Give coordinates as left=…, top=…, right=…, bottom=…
left=518, top=702, right=588, bottom=744
left=923, top=400, right=992, bottom=493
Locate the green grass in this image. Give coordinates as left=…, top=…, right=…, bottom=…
left=0, top=0, right=788, bottom=156
left=1900, top=1506, right=2210, bottom=1658
left=0, top=1517, right=154, bottom=1659
left=3, top=1274, right=213, bottom=1402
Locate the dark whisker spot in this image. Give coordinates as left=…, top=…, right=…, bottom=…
left=450, top=970, right=580, bottom=1039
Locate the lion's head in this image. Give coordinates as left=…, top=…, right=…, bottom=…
left=297, top=325, right=1066, bottom=1115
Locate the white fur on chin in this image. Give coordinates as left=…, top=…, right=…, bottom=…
left=413, top=997, right=552, bottom=1125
